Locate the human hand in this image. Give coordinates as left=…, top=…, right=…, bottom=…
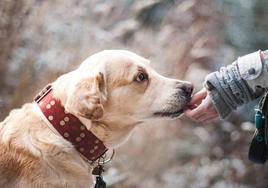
left=185, top=88, right=219, bottom=123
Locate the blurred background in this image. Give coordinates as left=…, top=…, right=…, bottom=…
left=1, top=0, right=268, bottom=187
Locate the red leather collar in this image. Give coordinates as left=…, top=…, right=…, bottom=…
left=34, top=85, right=108, bottom=161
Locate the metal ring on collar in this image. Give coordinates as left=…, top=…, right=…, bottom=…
left=98, top=149, right=115, bottom=165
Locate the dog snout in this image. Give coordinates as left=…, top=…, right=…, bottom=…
left=180, top=83, right=194, bottom=96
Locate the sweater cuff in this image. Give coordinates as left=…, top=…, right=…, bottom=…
left=205, top=73, right=232, bottom=119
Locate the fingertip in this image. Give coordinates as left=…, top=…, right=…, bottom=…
left=184, top=109, right=191, bottom=117
left=184, top=109, right=198, bottom=119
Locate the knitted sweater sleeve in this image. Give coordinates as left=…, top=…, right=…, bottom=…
left=204, top=50, right=268, bottom=119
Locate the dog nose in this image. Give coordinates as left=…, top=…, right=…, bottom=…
left=181, top=83, right=193, bottom=95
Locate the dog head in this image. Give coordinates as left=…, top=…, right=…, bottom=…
left=63, top=50, right=193, bottom=126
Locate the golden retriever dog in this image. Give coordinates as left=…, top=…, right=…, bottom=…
left=0, top=50, right=193, bottom=188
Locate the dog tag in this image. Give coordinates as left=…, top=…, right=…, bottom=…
left=93, top=165, right=106, bottom=188
left=94, top=176, right=106, bottom=188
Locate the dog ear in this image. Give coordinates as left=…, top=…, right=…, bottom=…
left=65, top=72, right=107, bottom=120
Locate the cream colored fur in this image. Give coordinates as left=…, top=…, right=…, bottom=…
left=0, top=50, right=192, bottom=188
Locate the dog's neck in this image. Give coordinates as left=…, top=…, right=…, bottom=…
left=80, top=117, right=138, bottom=148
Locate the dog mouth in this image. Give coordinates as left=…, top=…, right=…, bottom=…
left=153, top=96, right=192, bottom=118
left=153, top=108, right=184, bottom=118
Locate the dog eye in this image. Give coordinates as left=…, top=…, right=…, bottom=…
left=135, top=72, right=148, bottom=83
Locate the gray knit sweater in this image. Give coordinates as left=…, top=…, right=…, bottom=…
left=204, top=50, right=268, bottom=119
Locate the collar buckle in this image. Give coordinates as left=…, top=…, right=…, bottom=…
left=34, top=85, right=52, bottom=103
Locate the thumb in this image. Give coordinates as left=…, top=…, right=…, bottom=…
left=188, top=88, right=207, bottom=106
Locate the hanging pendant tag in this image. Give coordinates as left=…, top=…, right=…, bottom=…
left=93, top=164, right=106, bottom=188
left=94, top=176, right=106, bottom=188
